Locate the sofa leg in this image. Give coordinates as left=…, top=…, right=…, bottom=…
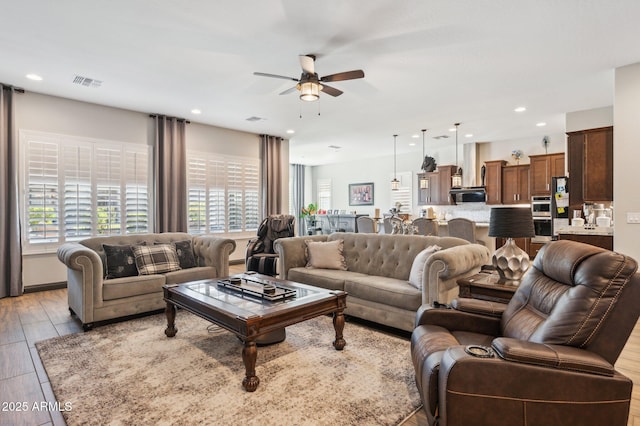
left=82, top=323, right=94, bottom=332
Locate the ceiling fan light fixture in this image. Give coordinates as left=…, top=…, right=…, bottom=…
left=298, top=81, right=322, bottom=101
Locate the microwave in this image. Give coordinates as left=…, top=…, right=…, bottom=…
left=449, top=187, right=486, bottom=204
left=531, top=196, right=551, bottom=217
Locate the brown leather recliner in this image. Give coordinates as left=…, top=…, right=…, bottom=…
left=411, top=240, right=640, bottom=426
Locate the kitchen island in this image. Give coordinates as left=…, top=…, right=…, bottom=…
left=556, top=225, right=613, bottom=250
left=437, top=220, right=495, bottom=251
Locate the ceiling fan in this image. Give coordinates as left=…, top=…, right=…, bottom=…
left=254, top=54, right=365, bottom=101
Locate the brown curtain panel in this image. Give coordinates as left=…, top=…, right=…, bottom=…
left=0, top=84, right=23, bottom=298
left=260, top=135, right=283, bottom=217
left=153, top=115, right=188, bottom=233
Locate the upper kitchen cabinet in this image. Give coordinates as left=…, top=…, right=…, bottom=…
left=484, top=160, right=506, bottom=204
left=417, top=165, right=457, bottom=205
left=417, top=172, right=440, bottom=205
left=529, top=153, right=565, bottom=195
left=567, top=127, right=613, bottom=207
left=502, top=164, right=530, bottom=204
left=438, top=165, right=456, bottom=205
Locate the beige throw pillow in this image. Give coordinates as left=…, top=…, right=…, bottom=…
left=305, top=239, right=347, bottom=270
left=408, top=245, right=442, bottom=290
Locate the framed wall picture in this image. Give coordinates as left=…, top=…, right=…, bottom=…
left=349, top=182, right=374, bottom=206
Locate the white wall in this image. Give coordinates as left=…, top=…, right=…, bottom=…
left=566, top=106, right=613, bottom=133
left=614, top=63, right=640, bottom=260
left=310, top=131, right=569, bottom=218
left=15, top=92, right=265, bottom=286
left=477, top=132, right=567, bottom=179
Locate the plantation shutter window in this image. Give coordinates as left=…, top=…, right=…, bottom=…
left=20, top=130, right=152, bottom=253
left=187, top=151, right=260, bottom=235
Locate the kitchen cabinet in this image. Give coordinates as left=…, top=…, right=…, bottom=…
left=417, top=165, right=456, bottom=205
left=557, top=233, right=613, bottom=251
left=501, top=165, right=530, bottom=204
left=529, top=153, right=565, bottom=195
left=437, top=165, right=456, bottom=205
left=417, top=172, right=440, bottom=205
left=567, top=127, right=613, bottom=209
left=484, top=160, right=506, bottom=204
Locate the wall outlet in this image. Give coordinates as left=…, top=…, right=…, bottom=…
left=626, top=212, right=640, bottom=224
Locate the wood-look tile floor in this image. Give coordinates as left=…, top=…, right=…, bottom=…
left=0, top=264, right=636, bottom=426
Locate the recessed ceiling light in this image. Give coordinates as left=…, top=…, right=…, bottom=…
left=411, top=134, right=419, bottom=138
left=514, top=106, right=526, bottom=112
left=536, top=122, right=547, bottom=127
left=465, top=134, right=473, bottom=138
left=286, top=129, right=295, bottom=134
left=409, top=142, right=416, bottom=146
left=191, top=109, right=201, bottom=115
left=449, top=127, right=456, bottom=132
left=26, top=73, right=42, bottom=81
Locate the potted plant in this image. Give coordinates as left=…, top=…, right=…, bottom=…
left=300, top=203, right=318, bottom=218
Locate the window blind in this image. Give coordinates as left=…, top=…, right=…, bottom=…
left=21, top=130, right=151, bottom=252
left=187, top=151, right=259, bottom=235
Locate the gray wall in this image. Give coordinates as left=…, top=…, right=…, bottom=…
left=15, top=92, right=269, bottom=286
left=614, top=62, right=640, bottom=260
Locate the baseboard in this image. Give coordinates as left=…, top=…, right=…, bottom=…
left=24, top=281, right=67, bottom=293
left=230, top=259, right=245, bottom=265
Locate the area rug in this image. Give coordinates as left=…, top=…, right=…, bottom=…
left=35, top=311, right=421, bottom=426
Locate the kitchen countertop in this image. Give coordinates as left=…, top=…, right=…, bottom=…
left=556, top=225, right=613, bottom=236
left=436, top=220, right=490, bottom=227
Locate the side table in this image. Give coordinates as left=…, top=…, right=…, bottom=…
left=457, top=271, right=517, bottom=304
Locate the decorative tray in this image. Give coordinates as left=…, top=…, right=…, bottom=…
left=216, top=275, right=297, bottom=302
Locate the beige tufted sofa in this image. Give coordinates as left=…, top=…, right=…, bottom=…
left=274, top=232, right=490, bottom=332
left=57, top=232, right=236, bottom=330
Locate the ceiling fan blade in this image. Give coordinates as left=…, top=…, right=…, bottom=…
left=279, top=86, right=298, bottom=95
left=253, top=72, right=299, bottom=82
left=320, top=84, right=343, bottom=97
left=299, top=55, right=315, bottom=75
left=321, top=70, right=365, bottom=82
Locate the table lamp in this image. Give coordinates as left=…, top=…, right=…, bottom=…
left=488, top=207, right=535, bottom=283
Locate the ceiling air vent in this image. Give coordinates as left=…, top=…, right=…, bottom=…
left=246, top=116, right=264, bottom=122
left=433, top=135, right=450, bottom=140
left=72, top=75, right=102, bottom=88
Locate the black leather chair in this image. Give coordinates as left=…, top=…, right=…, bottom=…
left=245, top=214, right=295, bottom=276
left=411, top=240, right=640, bottom=426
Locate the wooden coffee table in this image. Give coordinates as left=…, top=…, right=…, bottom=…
left=163, top=273, right=347, bottom=392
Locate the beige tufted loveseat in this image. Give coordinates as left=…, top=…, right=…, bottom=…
left=274, top=232, right=490, bottom=332
left=57, top=232, right=236, bottom=330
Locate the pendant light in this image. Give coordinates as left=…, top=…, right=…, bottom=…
left=451, top=123, right=463, bottom=188
left=419, top=129, right=429, bottom=189
left=391, top=134, right=400, bottom=191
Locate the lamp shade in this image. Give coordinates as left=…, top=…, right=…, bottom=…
left=488, top=207, right=535, bottom=238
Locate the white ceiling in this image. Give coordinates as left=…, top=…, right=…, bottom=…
left=2, top=0, right=639, bottom=165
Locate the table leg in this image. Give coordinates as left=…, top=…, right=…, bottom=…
left=164, top=302, right=177, bottom=337
left=332, top=310, right=346, bottom=350
left=242, top=340, right=260, bottom=392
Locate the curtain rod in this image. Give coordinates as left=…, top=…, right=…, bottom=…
left=149, top=113, right=190, bottom=124
left=1, top=83, right=25, bottom=93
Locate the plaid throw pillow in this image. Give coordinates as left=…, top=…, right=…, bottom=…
left=133, top=244, right=181, bottom=275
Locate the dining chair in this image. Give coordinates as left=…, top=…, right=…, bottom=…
left=356, top=216, right=376, bottom=233
left=447, top=217, right=478, bottom=243
left=412, top=217, right=439, bottom=236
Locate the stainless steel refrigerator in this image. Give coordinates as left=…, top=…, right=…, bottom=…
left=551, top=176, right=569, bottom=237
